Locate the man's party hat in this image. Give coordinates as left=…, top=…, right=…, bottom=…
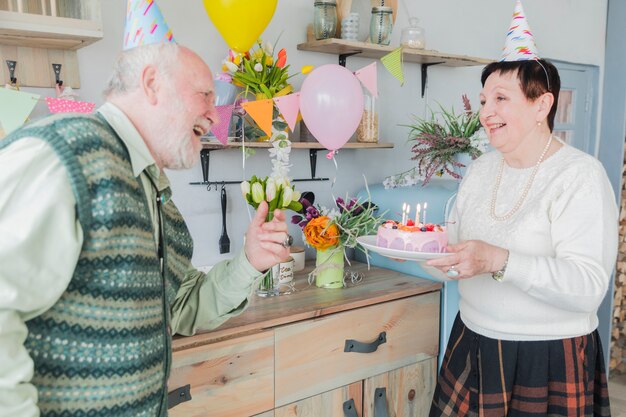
left=124, top=0, right=175, bottom=50
left=500, top=0, right=540, bottom=61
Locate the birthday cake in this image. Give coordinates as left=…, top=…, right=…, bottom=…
left=376, top=220, right=448, bottom=253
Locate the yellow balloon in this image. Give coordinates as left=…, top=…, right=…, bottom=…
left=203, top=0, right=278, bottom=53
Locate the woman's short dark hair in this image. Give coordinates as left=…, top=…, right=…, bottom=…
left=481, top=59, right=561, bottom=131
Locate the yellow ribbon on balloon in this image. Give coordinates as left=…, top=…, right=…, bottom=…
left=203, top=0, right=278, bottom=53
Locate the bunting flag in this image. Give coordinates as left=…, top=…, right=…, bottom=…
left=241, top=98, right=273, bottom=137
left=210, top=104, right=234, bottom=145
left=46, top=97, right=96, bottom=114
left=273, top=93, right=300, bottom=133
left=124, top=0, right=175, bottom=50
left=500, top=0, right=540, bottom=61
left=355, top=62, right=378, bottom=98
left=381, top=47, right=404, bottom=85
left=0, top=88, right=39, bottom=137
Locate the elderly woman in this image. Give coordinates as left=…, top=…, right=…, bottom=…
left=427, top=58, right=618, bottom=417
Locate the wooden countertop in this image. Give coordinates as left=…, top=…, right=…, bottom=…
left=172, top=261, right=441, bottom=351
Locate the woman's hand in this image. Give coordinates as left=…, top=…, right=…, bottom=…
left=426, top=240, right=508, bottom=280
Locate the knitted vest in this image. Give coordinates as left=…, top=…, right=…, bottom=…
left=1, top=114, right=193, bottom=417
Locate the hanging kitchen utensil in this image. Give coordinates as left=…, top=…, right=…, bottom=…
left=219, top=185, right=231, bottom=253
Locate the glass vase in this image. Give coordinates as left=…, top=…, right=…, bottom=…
left=256, top=264, right=280, bottom=297
left=314, top=246, right=344, bottom=289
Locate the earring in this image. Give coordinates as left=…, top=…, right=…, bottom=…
left=537, top=121, right=542, bottom=126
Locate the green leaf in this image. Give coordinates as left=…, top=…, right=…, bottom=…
left=259, top=84, right=272, bottom=98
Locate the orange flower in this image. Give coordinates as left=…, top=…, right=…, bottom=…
left=275, top=54, right=287, bottom=68
left=303, top=216, right=340, bottom=251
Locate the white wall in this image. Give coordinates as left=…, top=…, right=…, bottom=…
left=64, top=0, right=607, bottom=267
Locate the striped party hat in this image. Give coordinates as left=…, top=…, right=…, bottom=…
left=500, top=0, right=540, bottom=61
left=124, top=0, right=175, bottom=50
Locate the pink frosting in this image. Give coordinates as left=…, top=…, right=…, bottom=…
left=376, top=226, right=448, bottom=253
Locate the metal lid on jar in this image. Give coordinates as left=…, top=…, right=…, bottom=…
left=371, top=6, right=393, bottom=13
left=314, top=0, right=336, bottom=5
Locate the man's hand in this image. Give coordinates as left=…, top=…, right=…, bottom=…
left=244, top=201, right=291, bottom=272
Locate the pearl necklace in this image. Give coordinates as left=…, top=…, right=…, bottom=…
left=490, top=135, right=554, bottom=221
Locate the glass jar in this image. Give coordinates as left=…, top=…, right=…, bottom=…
left=313, top=0, right=337, bottom=40
left=356, top=88, right=378, bottom=143
left=370, top=6, right=393, bottom=45
left=341, top=12, right=359, bottom=41
left=400, top=17, right=425, bottom=49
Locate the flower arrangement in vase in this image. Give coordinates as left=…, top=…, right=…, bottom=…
left=241, top=175, right=302, bottom=296
left=219, top=38, right=313, bottom=141
left=291, top=194, right=385, bottom=288
left=384, top=95, right=489, bottom=188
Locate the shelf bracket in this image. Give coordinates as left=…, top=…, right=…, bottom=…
left=200, top=149, right=211, bottom=183
left=309, top=149, right=318, bottom=178
left=338, top=51, right=361, bottom=67
left=6, top=60, right=17, bottom=85
left=420, top=62, right=444, bottom=98
left=52, top=63, right=63, bottom=86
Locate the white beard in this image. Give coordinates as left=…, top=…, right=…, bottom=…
left=154, top=91, right=201, bottom=170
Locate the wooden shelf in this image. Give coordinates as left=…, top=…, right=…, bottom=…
left=0, top=10, right=102, bottom=50
left=200, top=140, right=394, bottom=150
left=297, top=38, right=492, bottom=67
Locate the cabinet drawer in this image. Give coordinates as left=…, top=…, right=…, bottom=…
left=274, top=292, right=439, bottom=406
left=169, top=330, right=274, bottom=417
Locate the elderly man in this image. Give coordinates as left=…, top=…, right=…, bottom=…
left=0, top=43, right=290, bottom=416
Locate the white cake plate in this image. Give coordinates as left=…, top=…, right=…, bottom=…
left=357, top=235, right=452, bottom=261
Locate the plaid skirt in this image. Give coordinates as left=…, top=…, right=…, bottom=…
left=430, top=314, right=611, bottom=417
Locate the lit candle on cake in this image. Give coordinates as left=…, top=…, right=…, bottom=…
left=415, top=203, right=421, bottom=225
left=406, top=204, right=411, bottom=225
left=401, top=202, right=407, bottom=224
left=423, top=202, right=428, bottom=225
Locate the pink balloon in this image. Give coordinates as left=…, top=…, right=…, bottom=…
left=300, top=65, right=364, bottom=151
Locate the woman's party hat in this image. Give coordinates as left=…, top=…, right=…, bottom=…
left=124, top=0, right=175, bottom=50
left=500, top=0, right=540, bottom=61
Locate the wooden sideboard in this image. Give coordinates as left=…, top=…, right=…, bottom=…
left=169, top=261, right=442, bottom=417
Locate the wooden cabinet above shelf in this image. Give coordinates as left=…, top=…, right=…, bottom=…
left=297, top=38, right=492, bottom=67
left=0, top=9, right=102, bottom=50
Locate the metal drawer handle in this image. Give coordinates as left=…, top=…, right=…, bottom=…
left=374, top=387, right=389, bottom=417
left=343, top=398, right=359, bottom=417
left=167, top=384, right=192, bottom=409
left=344, top=331, right=387, bottom=353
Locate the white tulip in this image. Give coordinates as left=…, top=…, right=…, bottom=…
left=254, top=62, right=263, bottom=72
left=282, top=187, right=293, bottom=207
left=251, top=182, right=264, bottom=203
left=240, top=181, right=250, bottom=198
left=265, top=179, right=276, bottom=202
left=292, top=190, right=301, bottom=202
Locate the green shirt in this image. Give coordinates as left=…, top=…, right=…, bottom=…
left=0, top=102, right=262, bottom=417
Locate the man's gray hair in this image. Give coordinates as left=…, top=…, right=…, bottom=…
left=103, top=43, right=181, bottom=98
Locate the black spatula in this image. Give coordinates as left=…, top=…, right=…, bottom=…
left=219, top=187, right=230, bottom=254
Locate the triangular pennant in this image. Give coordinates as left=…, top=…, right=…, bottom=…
left=210, top=104, right=234, bottom=145
left=500, top=0, right=540, bottom=61
left=124, top=0, right=175, bottom=50
left=273, top=93, right=300, bottom=133
left=380, top=47, right=404, bottom=85
left=355, top=62, right=378, bottom=98
left=46, top=97, right=96, bottom=114
left=241, top=99, right=274, bottom=137
left=0, top=88, right=39, bottom=137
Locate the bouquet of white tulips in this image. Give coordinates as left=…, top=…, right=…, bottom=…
left=241, top=175, right=303, bottom=221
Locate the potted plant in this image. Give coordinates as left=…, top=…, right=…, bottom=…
left=384, top=95, right=488, bottom=188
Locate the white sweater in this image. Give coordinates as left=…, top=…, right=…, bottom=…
left=450, top=144, right=619, bottom=341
